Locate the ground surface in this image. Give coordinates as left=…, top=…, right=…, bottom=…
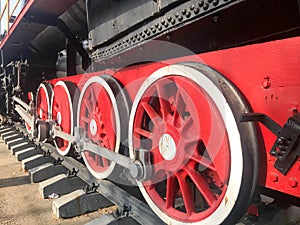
left=0, top=140, right=114, bottom=225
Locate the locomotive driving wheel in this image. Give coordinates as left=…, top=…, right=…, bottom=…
left=128, top=64, right=259, bottom=224
left=51, top=81, right=76, bottom=155
left=77, top=75, right=130, bottom=180
left=36, top=82, right=53, bottom=142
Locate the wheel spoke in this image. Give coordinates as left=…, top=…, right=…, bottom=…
left=182, top=116, right=193, bottom=134
left=185, top=165, right=216, bottom=207
left=191, top=153, right=216, bottom=172
left=135, top=128, right=154, bottom=139
left=177, top=173, right=195, bottom=215
left=173, top=89, right=185, bottom=125
left=53, top=105, right=59, bottom=113
left=141, top=102, right=161, bottom=121
left=156, top=83, right=171, bottom=119
left=90, top=85, right=97, bottom=105
left=81, top=116, right=90, bottom=124
left=166, top=175, right=179, bottom=209
left=102, top=157, right=109, bottom=167
left=84, top=99, right=93, bottom=113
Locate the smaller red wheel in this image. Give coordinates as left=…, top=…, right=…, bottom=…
left=51, top=81, right=75, bottom=155
left=36, top=82, right=53, bottom=142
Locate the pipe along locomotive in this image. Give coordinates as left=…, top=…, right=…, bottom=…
left=0, top=0, right=299, bottom=224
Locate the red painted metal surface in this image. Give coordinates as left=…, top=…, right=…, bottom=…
left=196, top=37, right=300, bottom=198
left=50, top=36, right=300, bottom=198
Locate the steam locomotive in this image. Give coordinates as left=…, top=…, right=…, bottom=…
left=0, top=0, right=299, bottom=224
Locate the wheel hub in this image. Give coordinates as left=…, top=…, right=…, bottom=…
left=89, top=119, right=98, bottom=136
left=159, top=133, right=176, bottom=161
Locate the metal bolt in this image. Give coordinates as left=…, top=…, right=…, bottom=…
left=199, top=0, right=204, bottom=7
left=155, top=22, right=159, bottom=27
left=168, top=16, right=172, bottom=22
left=203, top=3, right=209, bottom=10
left=194, top=7, right=200, bottom=14
left=186, top=11, right=191, bottom=18
left=208, top=0, right=213, bottom=3
left=262, top=77, right=271, bottom=89
left=213, top=16, right=219, bottom=23
left=276, top=137, right=289, bottom=150
left=270, top=173, right=278, bottom=182
left=213, top=0, right=219, bottom=6
left=288, top=178, right=298, bottom=188
left=190, top=4, right=195, bottom=10
left=151, top=25, right=156, bottom=33
left=182, top=9, right=187, bottom=15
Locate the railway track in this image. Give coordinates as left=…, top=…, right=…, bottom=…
left=1, top=123, right=299, bottom=225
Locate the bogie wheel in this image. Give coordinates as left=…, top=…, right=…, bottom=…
left=36, top=82, right=53, bottom=142
left=128, top=63, right=259, bottom=224
left=36, top=82, right=53, bottom=120
left=77, top=75, right=131, bottom=180
left=51, top=80, right=76, bottom=155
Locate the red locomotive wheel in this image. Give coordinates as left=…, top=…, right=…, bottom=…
left=77, top=76, right=121, bottom=179
left=51, top=81, right=75, bottom=155
left=36, top=83, right=52, bottom=121
left=128, top=64, right=258, bottom=224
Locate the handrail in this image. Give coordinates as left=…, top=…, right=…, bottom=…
left=0, top=0, right=25, bottom=35
left=0, top=2, right=8, bottom=22
left=10, top=0, right=21, bottom=18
